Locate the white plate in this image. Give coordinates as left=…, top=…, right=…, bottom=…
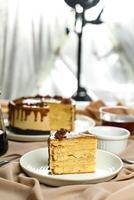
left=6, top=114, right=95, bottom=142
left=20, top=148, right=123, bottom=186
left=6, top=130, right=48, bottom=142
left=74, top=114, right=95, bottom=132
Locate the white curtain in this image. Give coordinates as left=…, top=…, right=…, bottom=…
left=1, top=0, right=134, bottom=104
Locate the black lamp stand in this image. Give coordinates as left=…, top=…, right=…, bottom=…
left=64, top=0, right=103, bottom=101
left=73, top=7, right=91, bottom=101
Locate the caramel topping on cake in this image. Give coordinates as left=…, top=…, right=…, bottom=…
left=55, top=128, right=69, bottom=140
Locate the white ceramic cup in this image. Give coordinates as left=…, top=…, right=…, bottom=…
left=89, top=126, right=130, bottom=154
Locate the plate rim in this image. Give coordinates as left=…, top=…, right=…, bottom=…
left=6, top=114, right=95, bottom=142
left=20, top=147, right=123, bottom=185
left=6, top=129, right=49, bottom=142
left=76, top=114, right=96, bottom=127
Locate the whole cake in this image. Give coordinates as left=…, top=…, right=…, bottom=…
left=48, top=129, right=97, bottom=175
left=8, top=95, right=75, bottom=134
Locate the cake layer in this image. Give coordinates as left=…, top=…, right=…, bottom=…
left=52, top=149, right=96, bottom=161
left=47, top=102, right=75, bottom=131
left=51, top=162, right=96, bottom=174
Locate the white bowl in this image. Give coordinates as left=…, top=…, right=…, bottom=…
left=89, top=126, right=130, bottom=154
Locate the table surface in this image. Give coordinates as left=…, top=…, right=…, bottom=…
left=0, top=99, right=134, bottom=199
left=0, top=136, right=134, bottom=200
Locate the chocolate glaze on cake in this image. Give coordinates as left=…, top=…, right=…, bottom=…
left=9, top=95, right=73, bottom=124
left=9, top=101, right=49, bottom=124
left=8, top=95, right=76, bottom=135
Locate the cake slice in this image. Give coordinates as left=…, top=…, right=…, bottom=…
left=48, top=129, right=97, bottom=175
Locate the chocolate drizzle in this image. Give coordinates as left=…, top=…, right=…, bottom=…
left=24, top=108, right=31, bottom=120
left=16, top=107, right=19, bottom=119
left=9, top=95, right=74, bottom=126
left=54, top=128, right=69, bottom=140
left=9, top=100, right=49, bottom=124
left=21, top=110, right=23, bottom=121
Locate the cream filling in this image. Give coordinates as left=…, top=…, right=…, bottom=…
left=52, top=149, right=96, bottom=161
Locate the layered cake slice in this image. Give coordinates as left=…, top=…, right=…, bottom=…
left=48, top=129, right=97, bottom=175
left=8, top=95, right=75, bottom=134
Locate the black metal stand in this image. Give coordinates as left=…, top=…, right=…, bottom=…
left=64, top=0, right=103, bottom=101
left=72, top=9, right=92, bottom=101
